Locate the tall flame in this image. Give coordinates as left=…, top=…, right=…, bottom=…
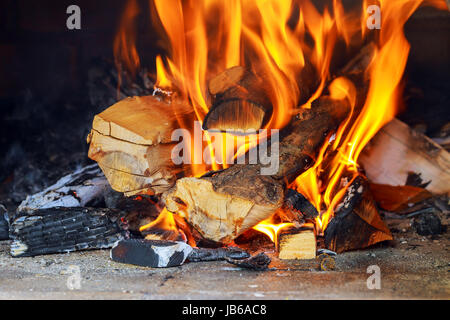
left=116, top=0, right=447, bottom=244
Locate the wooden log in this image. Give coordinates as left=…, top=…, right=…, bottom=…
left=284, top=188, right=319, bottom=219
left=203, top=66, right=272, bottom=133
left=87, top=95, right=193, bottom=196
left=164, top=97, right=351, bottom=243
left=359, top=118, right=450, bottom=195
left=278, top=225, right=316, bottom=260
left=17, top=164, right=110, bottom=213
left=10, top=207, right=127, bottom=257
left=324, top=176, right=393, bottom=253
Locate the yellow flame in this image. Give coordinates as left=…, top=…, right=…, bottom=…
left=252, top=219, right=294, bottom=251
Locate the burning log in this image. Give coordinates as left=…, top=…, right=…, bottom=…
left=324, top=176, right=393, bottom=253
left=278, top=224, right=316, bottom=260
left=110, top=239, right=250, bottom=267
left=203, top=66, right=273, bottom=133
left=284, top=188, right=319, bottom=219
left=10, top=207, right=127, bottom=257
left=165, top=97, right=351, bottom=243
left=359, top=118, right=450, bottom=195
left=87, top=95, right=193, bottom=196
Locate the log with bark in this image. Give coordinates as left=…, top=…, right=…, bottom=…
left=163, top=45, right=375, bottom=244
left=164, top=97, right=351, bottom=243
left=87, top=95, right=194, bottom=196
left=203, top=61, right=319, bottom=134
left=203, top=66, right=273, bottom=133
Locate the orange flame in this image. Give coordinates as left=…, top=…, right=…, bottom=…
left=114, top=0, right=141, bottom=94
left=252, top=218, right=294, bottom=251
left=295, top=0, right=446, bottom=233
left=116, top=0, right=447, bottom=245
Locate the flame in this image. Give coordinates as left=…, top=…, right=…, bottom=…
left=294, top=0, right=445, bottom=233
left=139, top=207, right=177, bottom=233
left=150, top=0, right=365, bottom=176
left=139, top=207, right=196, bottom=246
left=114, top=0, right=141, bottom=94
left=252, top=218, right=294, bottom=251
left=116, top=0, right=447, bottom=245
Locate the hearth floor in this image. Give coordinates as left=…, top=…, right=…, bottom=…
left=0, top=236, right=448, bottom=299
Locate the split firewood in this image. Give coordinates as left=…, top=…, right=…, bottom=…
left=203, top=66, right=272, bottom=133
left=324, top=175, right=393, bottom=253
left=203, top=60, right=319, bottom=133
left=110, top=239, right=250, bottom=267
left=359, top=118, right=450, bottom=195
left=278, top=224, right=316, bottom=260
left=164, top=98, right=351, bottom=243
left=87, top=95, right=193, bottom=196
left=17, top=164, right=110, bottom=213
left=10, top=207, right=127, bottom=257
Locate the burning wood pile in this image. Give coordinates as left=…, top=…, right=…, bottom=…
left=4, top=0, right=449, bottom=271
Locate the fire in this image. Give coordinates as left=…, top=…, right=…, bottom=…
left=139, top=207, right=197, bottom=247
left=115, top=0, right=447, bottom=246
left=114, top=0, right=141, bottom=95
left=252, top=218, right=294, bottom=251
left=295, top=0, right=446, bottom=233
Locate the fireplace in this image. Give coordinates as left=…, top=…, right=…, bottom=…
left=0, top=0, right=448, bottom=301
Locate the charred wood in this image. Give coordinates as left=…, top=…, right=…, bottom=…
left=225, top=252, right=271, bottom=271
left=284, top=188, right=319, bottom=219
left=324, top=176, right=393, bottom=253
left=110, top=239, right=250, bottom=267
left=10, top=207, right=127, bottom=257
left=187, top=246, right=250, bottom=262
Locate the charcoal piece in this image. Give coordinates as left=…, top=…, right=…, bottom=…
left=0, top=205, right=9, bottom=240
left=412, top=212, right=443, bottom=236
left=187, top=247, right=250, bottom=262
left=284, top=188, right=318, bottom=219
left=110, top=239, right=192, bottom=268
left=405, top=171, right=431, bottom=189
left=225, top=252, right=271, bottom=271
left=10, top=207, right=127, bottom=257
